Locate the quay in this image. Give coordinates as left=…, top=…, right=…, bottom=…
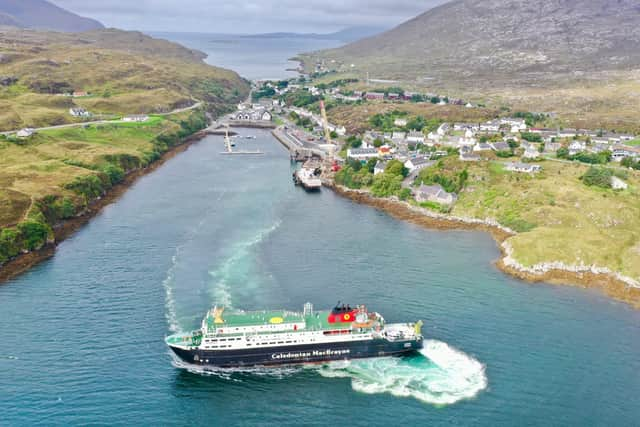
left=272, top=127, right=327, bottom=162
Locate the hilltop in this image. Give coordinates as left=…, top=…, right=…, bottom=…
left=0, top=0, right=104, bottom=32
left=0, top=28, right=249, bottom=131
left=0, top=28, right=249, bottom=271
left=303, top=0, right=640, bottom=130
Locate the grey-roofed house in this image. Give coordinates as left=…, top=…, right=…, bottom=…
left=473, top=142, right=492, bottom=152
left=16, top=128, right=35, bottom=138
left=404, top=156, right=432, bottom=172
left=460, top=152, right=481, bottom=161
left=407, top=131, right=425, bottom=144
left=490, top=142, right=510, bottom=152
left=504, top=162, right=542, bottom=173
left=415, top=184, right=458, bottom=205
left=544, top=142, right=562, bottom=153
left=347, top=148, right=379, bottom=161
left=374, top=160, right=388, bottom=175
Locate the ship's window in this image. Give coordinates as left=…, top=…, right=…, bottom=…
left=269, top=342, right=275, bottom=345
left=277, top=341, right=284, bottom=344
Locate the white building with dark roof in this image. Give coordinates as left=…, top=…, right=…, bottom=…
left=415, top=184, right=458, bottom=205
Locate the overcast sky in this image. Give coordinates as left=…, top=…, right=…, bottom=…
left=50, top=0, right=449, bottom=34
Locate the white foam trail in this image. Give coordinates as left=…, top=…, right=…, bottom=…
left=162, top=253, right=181, bottom=333
left=317, top=340, right=487, bottom=406
left=163, top=191, right=226, bottom=333
left=208, top=220, right=282, bottom=308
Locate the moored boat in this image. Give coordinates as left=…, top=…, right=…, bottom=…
left=166, top=302, right=423, bottom=368
left=293, top=167, right=322, bottom=191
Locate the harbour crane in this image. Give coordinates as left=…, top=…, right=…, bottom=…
left=319, top=99, right=341, bottom=172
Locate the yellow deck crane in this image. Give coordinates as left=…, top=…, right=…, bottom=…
left=319, top=99, right=332, bottom=148
left=319, top=99, right=340, bottom=172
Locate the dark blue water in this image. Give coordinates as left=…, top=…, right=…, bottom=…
left=1, top=131, right=639, bottom=426
left=151, top=32, right=342, bottom=80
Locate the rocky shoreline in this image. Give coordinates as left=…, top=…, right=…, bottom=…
left=329, top=183, right=640, bottom=309
left=0, top=131, right=208, bottom=284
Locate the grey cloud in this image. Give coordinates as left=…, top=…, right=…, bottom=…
left=51, top=0, right=449, bottom=33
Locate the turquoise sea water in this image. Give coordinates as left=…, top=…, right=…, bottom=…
left=1, top=131, right=639, bottom=426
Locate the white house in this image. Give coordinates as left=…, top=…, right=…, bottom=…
left=558, top=129, right=578, bottom=138
left=437, top=123, right=450, bottom=136
left=394, top=118, right=408, bottom=127
left=568, top=140, right=586, bottom=155
left=16, top=128, right=35, bottom=138
left=522, top=145, right=540, bottom=159
left=480, top=120, right=501, bottom=132
left=406, top=131, right=425, bottom=144
left=415, top=184, right=457, bottom=205
left=234, top=110, right=272, bottom=122
left=490, top=141, right=510, bottom=152
left=347, top=148, right=379, bottom=161
left=612, top=145, right=640, bottom=162
left=374, top=160, right=388, bottom=175
left=504, top=162, right=542, bottom=173
left=404, top=156, right=431, bottom=172
left=473, top=142, right=492, bottom=152
left=69, top=108, right=90, bottom=118
left=392, top=131, right=407, bottom=143
left=122, top=115, right=149, bottom=123
left=501, top=118, right=527, bottom=133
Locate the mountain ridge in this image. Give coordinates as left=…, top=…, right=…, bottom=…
left=309, top=0, right=640, bottom=84
left=0, top=0, right=104, bottom=32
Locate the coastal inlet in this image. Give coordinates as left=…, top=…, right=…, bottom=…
left=1, top=130, right=639, bottom=426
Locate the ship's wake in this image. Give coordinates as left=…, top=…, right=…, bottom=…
left=171, top=339, right=487, bottom=406
left=163, top=190, right=229, bottom=333
left=208, top=220, right=282, bottom=309
left=316, top=340, right=487, bottom=406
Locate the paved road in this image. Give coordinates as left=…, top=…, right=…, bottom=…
left=1, top=101, right=203, bottom=136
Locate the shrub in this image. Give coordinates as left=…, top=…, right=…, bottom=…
left=371, top=173, right=403, bottom=197
left=520, top=132, right=543, bottom=142
left=581, top=166, right=612, bottom=189
left=398, top=188, right=412, bottom=201
left=101, top=164, right=125, bottom=186
left=65, top=174, right=106, bottom=200
left=0, top=228, right=21, bottom=262
left=17, top=220, right=50, bottom=251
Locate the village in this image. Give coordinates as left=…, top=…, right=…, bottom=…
left=238, top=78, right=640, bottom=207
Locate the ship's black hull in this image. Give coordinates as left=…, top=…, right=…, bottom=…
left=170, top=337, right=423, bottom=368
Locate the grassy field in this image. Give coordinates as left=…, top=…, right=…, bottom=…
left=0, top=115, right=181, bottom=227
left=447, top=159, right=640, bottom=280
left=327, top=102, right=499, bottom=134
left=0, top=28, right=249, bottom=131
left=302, top=65, right=640, bottom=134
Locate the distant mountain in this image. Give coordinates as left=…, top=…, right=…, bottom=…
left=0, top=0, right=104, bottom=32
left=310, top=0, right=640, bottom=84
left=243, top=26, right=387, bottom=43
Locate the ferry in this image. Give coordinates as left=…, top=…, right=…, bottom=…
left=166, top=302, right=423, bottom=368
left=293, top=166, right=322, bottom=191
